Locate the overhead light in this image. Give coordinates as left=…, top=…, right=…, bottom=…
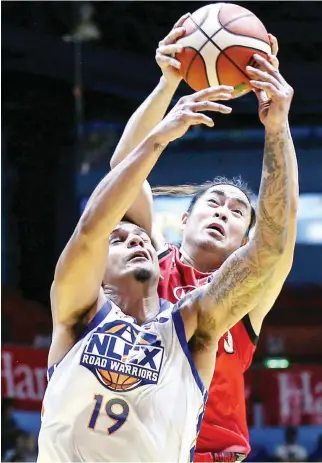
left=264, top=358, right=290, bottom=369
left=63, top=3, right=101, bottom=43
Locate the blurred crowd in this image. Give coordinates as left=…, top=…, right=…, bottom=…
left=2, top=394, right=322, bottom=462
left=247, top=427, right=322, bottom=462
left=1, top=399, right=37, bottom=462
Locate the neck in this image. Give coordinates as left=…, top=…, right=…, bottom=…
left=180, top=244, right=223, bottom=273
left=103, top=280, right=160, bottom=325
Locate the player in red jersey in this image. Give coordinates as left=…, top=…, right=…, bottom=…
left=156, top=183, right=257, bottom=461
left=109, top=16, right=298, bottom=462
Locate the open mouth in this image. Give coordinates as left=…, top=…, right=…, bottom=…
left=128, top=250, right=150, bottom=262
left=207, top=223, right=225, bottom=237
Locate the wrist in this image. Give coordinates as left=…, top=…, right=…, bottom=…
left=145, top=131, right=169, bottom=153
left=159, top=75, right=181, bottom=95
left=265, top=121, right=289, bottom=136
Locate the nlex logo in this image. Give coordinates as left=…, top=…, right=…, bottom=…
left=80, top=321, right=164, bottom=391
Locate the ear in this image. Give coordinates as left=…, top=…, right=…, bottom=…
left=181, top=212, right=188, bottom=231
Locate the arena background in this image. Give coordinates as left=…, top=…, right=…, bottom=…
left=2, top=1, right=322, bottom=461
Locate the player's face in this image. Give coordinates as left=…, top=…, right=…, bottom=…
left=182, top=185, right=252, bottom=260
left=106, top=222, right=160, bottom=284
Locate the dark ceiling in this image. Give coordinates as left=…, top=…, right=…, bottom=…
left=2, top=2, right=322, bottom=125
left=2, top=2, right=321, bottom=59
left=2, top=2, right=322, bottom=303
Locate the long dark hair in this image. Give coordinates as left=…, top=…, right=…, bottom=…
left=153, top=176, right=256, bottom=234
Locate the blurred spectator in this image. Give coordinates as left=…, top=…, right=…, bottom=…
left=3, top=431, right=37, bottom=462
left=33, top=322, right=51, bottom=348
left=274, top=426, right=308, bottom=462
left=1, top=398, right=20, bottom=458
left=309, top=434, right=322, bottom=462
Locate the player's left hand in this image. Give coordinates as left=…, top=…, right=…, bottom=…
left=246, top=49, right=293, bottom=131
left=155, top=13, right=190, bottom=88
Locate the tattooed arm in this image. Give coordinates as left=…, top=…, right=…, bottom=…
left=179, top=125, right=291, bottom=340
left=177, top=55, right=296, bottom=347
left=249, top=122, right=298, bottom=334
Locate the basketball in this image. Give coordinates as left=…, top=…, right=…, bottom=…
left=99, top=368, right=140, bottom=391
left=176, top=3, right=271, bottom=98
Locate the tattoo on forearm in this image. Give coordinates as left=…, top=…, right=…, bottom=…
left=256, top=128, right=291, bottom=250
left=260, top=205, right=284, bottom=235
left=206, top=256, right=251, bottom=302
left=192, top=127, right=293, bottom=342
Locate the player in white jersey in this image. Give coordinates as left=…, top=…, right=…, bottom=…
left=39, top=286, right=206, bottom=462
left=38, top=42, right=294, bottom=462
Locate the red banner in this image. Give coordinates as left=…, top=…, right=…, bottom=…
left=260, top=366, right=322, bottom=426
left=1, top=345, right=48, bottom=411
left=2, top=345, right=322, bottom=426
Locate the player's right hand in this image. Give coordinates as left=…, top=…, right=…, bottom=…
left=155, top=13, right=190, bottom=87
left=151, top=86, right=234, bottom=144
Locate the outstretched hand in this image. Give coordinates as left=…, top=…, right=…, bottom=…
left=155, top=13, right=190, bottom=87
left=247, top=34, right=294, bottom=130
left=151, top=85, right=234, bottom=144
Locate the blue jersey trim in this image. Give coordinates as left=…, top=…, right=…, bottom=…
left=136, top=298, right=172, bottom=326
left=77, top=299, right=112, bottom=342
left=47, top=299, right=112, bottom=381
left=172, top=307, right=206, bottom=397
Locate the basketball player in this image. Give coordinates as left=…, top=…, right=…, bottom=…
left=108, top=18, right=298, bottom=463
left=38, top=86, right=277, bottom=462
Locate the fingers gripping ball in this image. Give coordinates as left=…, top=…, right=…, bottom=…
left=176, top=3, right=271, bottom=98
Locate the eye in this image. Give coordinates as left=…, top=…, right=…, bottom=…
left=207, top=199, right=219, bottom=206
left=233, top=209, right=243, bottom=216
left=110, top=237, right=124, bottom=245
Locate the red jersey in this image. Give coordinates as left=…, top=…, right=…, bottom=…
left=158, top=244, right=257, bottom=458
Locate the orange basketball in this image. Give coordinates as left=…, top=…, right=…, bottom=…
left=176, top=3, right=271, bottom=98
left=100, top=369, right=139, bottom=391
left=99, top=369, right=140, bottom=391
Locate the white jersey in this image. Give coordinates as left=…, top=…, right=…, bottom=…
left=38, top=299, right=207, bottom=462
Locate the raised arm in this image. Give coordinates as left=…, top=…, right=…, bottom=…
left=51, top=135, right=168, bottom=327
left=177, top=54, right=296, bottom=343
left=247, top=37, right=299, bottom=334
left=51, top=87, right=233, bottom=329
left=248, top=119, right=298, bottom=334
left=109, top=15, right=188, bottom=247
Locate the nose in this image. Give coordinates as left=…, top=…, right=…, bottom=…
left=127, top=234, right=144, bottom=248
left=214, top=209, right=228, bottom=223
